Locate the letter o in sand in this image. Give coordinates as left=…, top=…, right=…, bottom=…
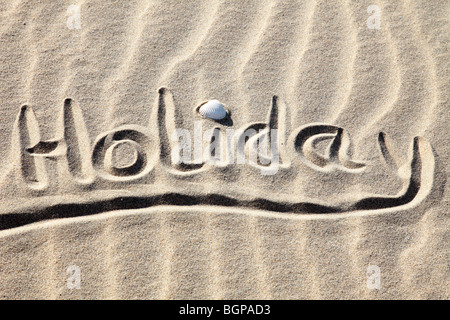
left=92, top=125, right=156, bottom=181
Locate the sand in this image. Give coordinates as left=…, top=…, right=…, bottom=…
left=0, top=0, right=448, bottom=299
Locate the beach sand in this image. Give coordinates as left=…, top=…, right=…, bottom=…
left=0, top=0, right=448, bottom=299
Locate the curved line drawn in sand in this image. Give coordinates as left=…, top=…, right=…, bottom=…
left=0, top=87, right=435, bottom=230
left=92, top=125, right=157, bottom=181
left=237, top=95, right=288, bottom=175
left=290, top=123, right=366, bottom=172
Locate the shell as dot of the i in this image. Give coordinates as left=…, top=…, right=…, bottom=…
left=197, top=100, right=228, bottom=120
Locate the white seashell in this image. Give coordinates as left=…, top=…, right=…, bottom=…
left=197, top=99, right=228, bottom=120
